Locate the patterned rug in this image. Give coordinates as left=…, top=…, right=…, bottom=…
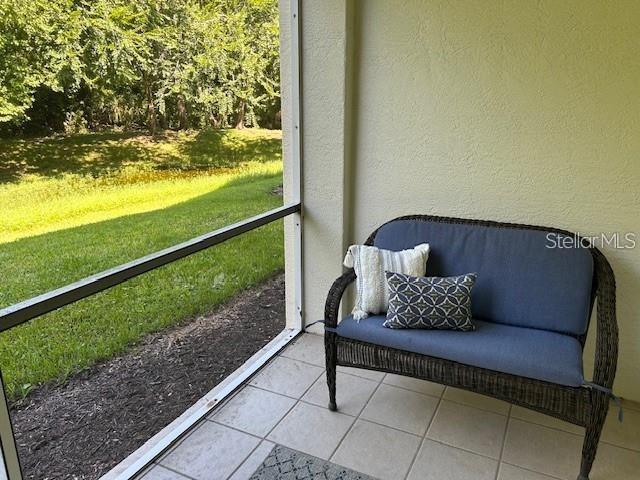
left=250, top=445, right=374, bottom=480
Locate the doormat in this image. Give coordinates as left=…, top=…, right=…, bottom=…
left=250, top=444, right=374, bottom=480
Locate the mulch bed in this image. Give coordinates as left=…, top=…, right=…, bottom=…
left=10, top=274, right=285, bottom=480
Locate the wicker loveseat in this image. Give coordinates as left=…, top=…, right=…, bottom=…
left=323, top=215, right=617, bottom=480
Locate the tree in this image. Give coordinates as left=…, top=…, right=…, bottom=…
left=0, top=0, right=281, bottom=134
left=0, top=0, right=82, bottom=125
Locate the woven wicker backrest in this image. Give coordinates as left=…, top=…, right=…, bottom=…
left=372, top=217, right=594, bottom=336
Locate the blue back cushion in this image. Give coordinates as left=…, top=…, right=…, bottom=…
left=374, top=219, right=594, bottom=335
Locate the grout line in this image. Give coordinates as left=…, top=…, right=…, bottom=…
left=499, top=460, right=566, bottom=480
left=175, top=354, right=323, bottom=480
left=404, top=436, right=426, bottom=480
left=152, top=462, right=198, bottom=480
left=599, top=440, right=640, bottom=454
left=509, top=410, right=586, bottom=437
left=273, top=353, right=326, bottom=370
left=337, top=366, right=386, bottom=382
left=278, top=353, right=326, bottom=369
left=420, top=436, right=502, bottom=462
left=435, top=396, right=511, bottom=419
left=440, top=395, right=511, bottom=417
left=326, top=414, right=358, bottom=463
left=244, top=383, right=306, bottom=401
left=296, top=370, right=384, bottom=418
left=509, top=417, right=585, bottom=439
left=223, top=439, right=272, bottom=480
left=510, top=409, right=639, bottom=453
left=204, top=384, right=246, bottom=420
left=141, top=329, right=296, bottom=476
left=348, top=416, right=430, bottom=440
left=216, top=364, right=327, bottom=480
left=208, top=419, right=265, bottom=441
left=236, top=370, right=326, bottom=425
left=493, top=404, right=513, bottom=480
left=261, top=364, right=330, bottom=441
left=327, top=370, right=385, bottom=462
left=247, top=366, right=326, bottom=401
left=209, top=379, right=549, bottom=462
left=380, top=378, right=445, bottom=400
left=185, top=345, right=640, bottom=479
left=298, top=398, right=355, bottom=418
left=380, top=380, right=509, bottom=416
left=338, top=369, right=385, bottom=382
left=156, top=417, right=209, bottom=461
left=355, top=381, right=443, bottom=435
left=621, top=398, right=640, bottom=413
left=404, top=389, right=445, bottom=480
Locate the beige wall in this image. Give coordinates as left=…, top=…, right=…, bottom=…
left=295, top=0, right=640, bottom=399
left=295, top=0, right=351, bottom=331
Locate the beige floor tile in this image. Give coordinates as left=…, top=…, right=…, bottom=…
left=228, top=440, right=275, bottom=480
left=337, top=365, right=385, bottom=381
left=267, top=402, right=353, bottom=459
left=140, top=465, right=190, bottom=480
left=383, top=373, right=445, bottom=397
left=160, top=422, right=259, bottom=480
left=622, top=398, right=640, bottom=413
left=249, top=356, right=323, bottom=398
left=601, top=408, right=640, bottom=451
left=502, top=418, right=582, bottom=480
left=304, top=323, right=325, bottom=335
left=210, top=386, right=295, bottom=437
left=407, top=439, right=497, bottom=480
left=361, top=383, right=439, bottom=435
left=302, top=371, right=378, bottom=416
left=331, top=419, right=421, bottom=480
left=444, top=387, right=511, bottom=415
left=590, top=442, right=640, bottom=480
left=427, top=400, right=508, bottom=459
left=280, top=333, right=326, bottom=367
left=510, top=406, right=584, bottom=435
left=498, top=463, right=557, bottom=480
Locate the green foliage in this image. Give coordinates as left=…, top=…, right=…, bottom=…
left=0, top=0, right=280, bottom=133
left=0, top=129, right=284, bottom=399
left=0, top=0, right=82, bottom=123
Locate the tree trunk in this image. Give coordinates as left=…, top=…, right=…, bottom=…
left=209, top=113, right=222, bottom=128
left=178, top=95, right=189, bottom=130
left=145, top=78, right=156, bottom=135
left=235, top=100, right=246, bottom=129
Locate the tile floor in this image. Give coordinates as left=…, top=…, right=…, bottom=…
left=138, top=333, right=640, bottom=480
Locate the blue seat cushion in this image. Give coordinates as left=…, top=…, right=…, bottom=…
left=336, top=315, right=584, bottom=387
left=374, top=219, right=594, bottom=335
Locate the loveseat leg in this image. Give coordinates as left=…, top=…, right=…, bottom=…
left=325, top=333, right=337, bottom=411
left=578, top=394, right=609, bottom=480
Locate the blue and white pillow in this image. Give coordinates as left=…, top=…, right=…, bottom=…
left=384, top=272, right=477, bottom=331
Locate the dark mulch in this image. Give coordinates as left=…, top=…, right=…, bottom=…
left=10, top=274, right=285, bottom=480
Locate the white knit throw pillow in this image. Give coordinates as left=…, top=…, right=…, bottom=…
left=343, top=243, right=430, bottom=320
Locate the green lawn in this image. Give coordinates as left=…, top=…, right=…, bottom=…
left=0, top=129, right=284, bottom=400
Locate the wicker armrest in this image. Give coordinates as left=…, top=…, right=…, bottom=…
left=591, top=249, right=619, bottom=390
left=324, top=269, right=356, bottom=329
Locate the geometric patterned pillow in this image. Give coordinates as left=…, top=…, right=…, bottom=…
left=384, top=272, right=477, bottom=331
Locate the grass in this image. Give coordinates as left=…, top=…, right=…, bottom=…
left=0, top=129, right=284, bottom=400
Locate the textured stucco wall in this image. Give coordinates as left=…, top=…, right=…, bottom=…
left=297, top=0, right=350, bottom=330
left=297, top=0, right=640, bottom=399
